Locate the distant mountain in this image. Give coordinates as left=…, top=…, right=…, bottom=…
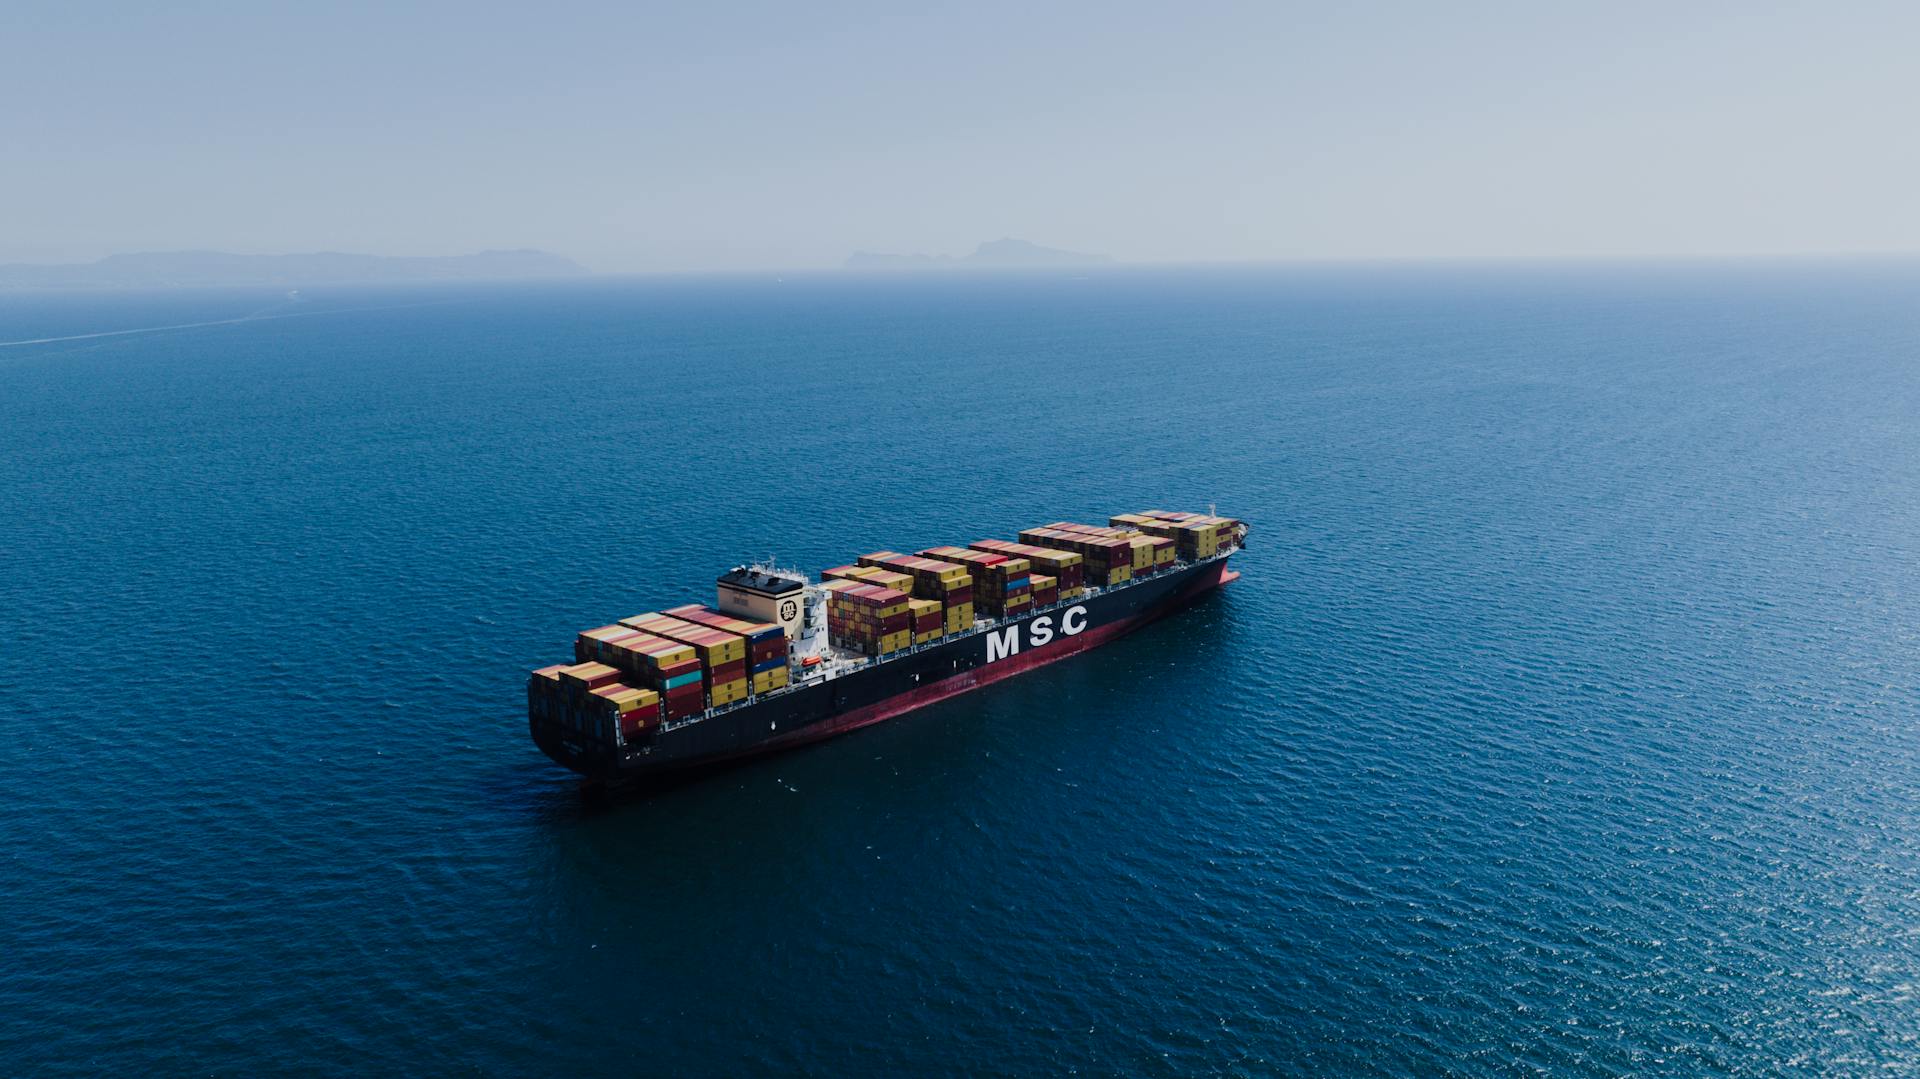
left=846, top=238, right=1111, bottom=271
left=0, top=249, right=588, bottom=289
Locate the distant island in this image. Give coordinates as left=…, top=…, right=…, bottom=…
left=0, top=249, right=588, bottom=289
left=846, top=237, right=1112, bottom=271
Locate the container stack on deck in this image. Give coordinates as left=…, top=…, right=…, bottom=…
left=821, top=563, right=917, bottom=598
left=1113, top=511, right=1234, bottom=560
left=584, top=682, right=660, bottom=738
left=662, top=605, right=791, bottom=695
left=1029, top=574, right=1059, bottom=607
left=858, top=552, right=976, bottom=635
left=967, top=539, right=1085, bottom=600
left=529, top=661, right=666, bottom=742
left=572, top=624, right=706, bottom=720
left=1018, top=526, right=1135, bottom=587
left=823, top=579, right=912, bottom=655
left=557, top=663, right=623, bottom=735
left=920, top=546, right=1033, bottom=619
left=621, top=613, right=752, bottom=708
left=1045, top=521, right=1171, bottom=576
left=907, top=598, right=944, bottom=644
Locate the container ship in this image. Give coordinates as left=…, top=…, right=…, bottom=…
left=528, top=510, right=1246, bottom=782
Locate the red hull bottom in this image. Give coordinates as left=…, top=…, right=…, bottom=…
left=692, top=560, right=1239, bottom=769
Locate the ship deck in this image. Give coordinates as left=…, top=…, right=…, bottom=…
left=657, top=546, right=1241, bottom=735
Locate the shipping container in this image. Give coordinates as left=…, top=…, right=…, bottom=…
left=826, top=579, right=915, bottom=655
left=919, top=545, right=1036, bottom=617
left=558, top=662, right=622, bottom=696
left=1030, top=573, right=1059, bottom=608
left=710, top=677, right=750, bottom=707
left=1016, top=526, right=1135, bottom=587
left=969, top=539, right=1086, bottom=597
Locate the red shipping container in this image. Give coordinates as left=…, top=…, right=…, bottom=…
left=619, top=707, right=660, bottom=737
left=664, top=688, right=705, bottom=719
left=559, top=663, right=623, bottom=696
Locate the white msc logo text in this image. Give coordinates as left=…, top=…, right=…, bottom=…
left=986, top=605, right=1088, bottom=663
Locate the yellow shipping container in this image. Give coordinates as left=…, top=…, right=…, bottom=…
left=601, top=685, right=658, bottom=711
left=1029, top=549, right=1081, bottom=571
left=751, top=668, right=788, bottom=695
left=710, top=678, right=749, bottom=706
left=863, top=569, right=914, bottom=594
left=878, top=630, right=912, bottom=654
left=914, top=629, right=943, bottom=645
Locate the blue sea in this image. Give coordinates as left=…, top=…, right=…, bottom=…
left=3, top=263, right=1918, bottom=1075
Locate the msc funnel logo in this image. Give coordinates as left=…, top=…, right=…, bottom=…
left=986, top=605, right=1088, bottom=664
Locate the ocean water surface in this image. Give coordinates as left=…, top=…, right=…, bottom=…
left=2, top=263, right=1918, bottom=1074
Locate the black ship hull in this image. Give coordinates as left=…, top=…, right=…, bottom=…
left=532, top=556, right=1237, bottom=782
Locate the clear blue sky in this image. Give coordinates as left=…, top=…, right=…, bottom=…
left=7, top=1, right=1918, bottom=271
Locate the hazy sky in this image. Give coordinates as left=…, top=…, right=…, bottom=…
left=7, top=1, right=1918, bottom=271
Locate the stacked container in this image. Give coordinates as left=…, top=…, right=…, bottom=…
left=527, top=660, right=666, bottom=742
left=558, top=663, right=623, bottom=736
left=1130, top=510, right=1238, bottom=559
left=1065, top=522, right=1172, bottom=575
left=822, top=563, right=916, bottom=596
left=1018, top=526, right=1134, bottom=587
left=823, top=579, right=912, bottom=655
left=585, top=683, right=662, bottom=739
left=528, top=663, right=569, bottom=731
left=621, top=613, right=752, bottom=708
left=967, top=539, right=1084, bottom=599
left=1045, top=522, right=1162, bottom=576
left=919, top=546, right=1034, bottom=619
left=858, top=551, right=975, bottom=635
left=1127, top=532, right=1176, bottom=572
left=1029, top=573, right=1059, bottom=608
left=661, top=605, right=791, bottom=696
left=572, top=625, right=705, bottom=720
left=907, top=598, right=944, bottom=644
